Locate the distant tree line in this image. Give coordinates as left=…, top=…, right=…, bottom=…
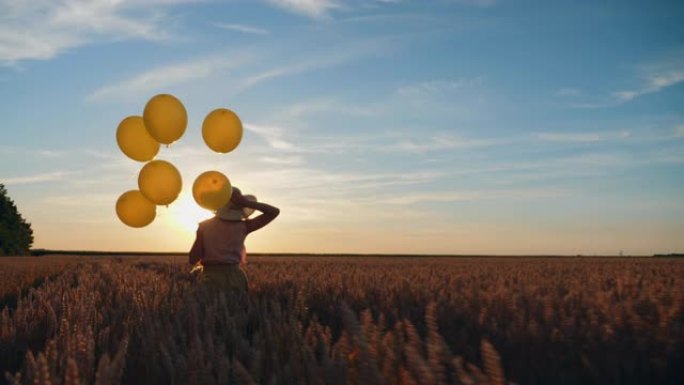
left=654, top=253, right=684, bottom=258
left=0, top=184, right=33, bottom=256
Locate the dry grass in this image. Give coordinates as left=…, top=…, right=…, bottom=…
left=0, top=255, right=682, bottom=384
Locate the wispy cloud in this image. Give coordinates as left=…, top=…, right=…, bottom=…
left=396, top=77, right=485, bottom=98
left=335, top=12, right=424, bottom=25
left=379, top=191, right=476, bottom=205
left=378, top=188, right=566, bottom=205
left=536, top=132, right=601, bottom=143
left=535, top=131, right=631, bottom=143
left=244, top=167, right=442, bottom=202
left=42, top=193, right=115, bottom=207
left=0, top=146, right=126, bottom=168
left=273, top=99, right=382, bottom=122
left=452, top=0, right=497, bottom=6
left=245, top=121, right=407, bottom=155
left=613, top=54, right=684, bottom=103
left=239, top=37, right=392, bottom=91
left=88, top=54, right=251, bottom=101
left=1, top=170, right=78, bottom=185
left=675, top=125, right=684, bottom=137
left=565, top=56, right=684, bottom=108
left=386, top=134, right=495, bottom=153
left=264, top=0, right=494, bottom=21
left=259, top=155, right=306, bottom=165
left=0, top=0, right=195, bottom=65
left=266, top=0, right=341, bottom=19
left=91, top=34, right=391, bottom=101
left=0, top=146, right=67, bottom=158
left=613, top=67, right=684, bottom=102
left=211, top=22, right=270, bottom=35
left=556, top=87, right=581, bottom=97
left=393, top=77, right=492, bottom=118
left=245, top=123, right=297, bottom=150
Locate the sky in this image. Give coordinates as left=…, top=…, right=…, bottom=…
left=1, top=0, right=683, bottom=255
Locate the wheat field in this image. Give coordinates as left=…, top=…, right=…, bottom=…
left=0, top=255, right=682, bottom=385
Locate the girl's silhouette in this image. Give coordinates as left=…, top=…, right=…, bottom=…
left=189, top=187, right=279, bottom=306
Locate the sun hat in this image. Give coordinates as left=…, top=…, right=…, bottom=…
left=216, top=194, right=257, bottom=221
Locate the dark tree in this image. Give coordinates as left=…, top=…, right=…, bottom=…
left=0, top=184, right=34, bottom=256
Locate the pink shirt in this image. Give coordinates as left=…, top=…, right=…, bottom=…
left=189, top=218, right=247, bottom=265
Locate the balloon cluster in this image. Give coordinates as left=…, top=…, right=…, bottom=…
left=115, top=94, right=243, bottom=228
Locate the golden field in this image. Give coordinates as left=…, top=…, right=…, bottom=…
left=0, top=255, right=682, bottom=385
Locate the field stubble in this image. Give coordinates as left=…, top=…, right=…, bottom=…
left=0, top=255, right=682, bottom=385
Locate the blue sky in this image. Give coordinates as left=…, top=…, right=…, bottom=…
left=1, top=0, right=683, bottom=255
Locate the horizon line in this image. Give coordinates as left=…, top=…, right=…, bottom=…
left=23, top=249, right=680, bottom=258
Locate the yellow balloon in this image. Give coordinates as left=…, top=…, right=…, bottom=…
left=116, top=190, right=156, bottom=228
left=202, top=108, right=243, bottom=153
left=192, top=171, right=232, bottom=211
left=116, top=116, right=160, bottom=162
left=143, top=94, right=187, bottom=145
left=138, top=160, right=182, bottom=205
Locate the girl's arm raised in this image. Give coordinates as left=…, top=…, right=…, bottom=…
left=232, top=188, right=280, bottom=234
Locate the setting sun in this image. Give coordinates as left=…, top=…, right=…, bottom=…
left=166, top=192, right=214, bottom=234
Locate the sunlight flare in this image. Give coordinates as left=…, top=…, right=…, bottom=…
left=167, top=192, right=214, bottom=233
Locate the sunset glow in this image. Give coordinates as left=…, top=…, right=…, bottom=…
left=167, top=192, right=214, bottom=235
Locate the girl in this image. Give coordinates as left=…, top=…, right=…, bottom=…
left=189, top=187, right=279, bottom=306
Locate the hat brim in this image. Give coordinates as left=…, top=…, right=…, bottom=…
left=215, top=194, right=257, bottom=221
